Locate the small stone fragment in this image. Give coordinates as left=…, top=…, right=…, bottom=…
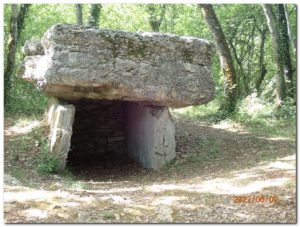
left=155, top=205, right=173, bottom=222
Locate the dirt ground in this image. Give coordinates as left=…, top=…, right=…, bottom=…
left=3, top=113, right=296, bottom=223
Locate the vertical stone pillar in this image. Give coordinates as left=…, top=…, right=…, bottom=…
left=126, top=103, right=176, bottom=169
left=47, top=98, right=75, bottom=170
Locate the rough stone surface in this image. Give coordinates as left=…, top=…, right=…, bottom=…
left=48, top=98, right=75, bottom=170
left=69, top=100, right=127, bottom=158
left=22, top=24, right=215, bottom=108
left=155, top=205, right=174, bottom=222
left=126, top=103, right=176, bottom=169
left=22, top=40, right=45, bottom=56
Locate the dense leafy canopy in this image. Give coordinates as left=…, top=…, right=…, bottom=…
left=3, top=4, right=296, bottom=116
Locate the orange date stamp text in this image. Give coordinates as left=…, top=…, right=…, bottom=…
left=233, top=195, right=279, bottom=204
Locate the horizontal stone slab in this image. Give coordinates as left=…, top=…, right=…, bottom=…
left=21, top=24, right=215, bottom=107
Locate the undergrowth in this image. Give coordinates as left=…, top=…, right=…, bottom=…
left=171, top=94, right=296, bottom=139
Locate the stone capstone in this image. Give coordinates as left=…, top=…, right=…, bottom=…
left=21, top=24, right=215, bottom=108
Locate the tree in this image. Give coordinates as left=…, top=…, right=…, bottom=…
left=199, top=4, right=237, bottom=112
left=75, top=4, right=83, bottom=25
left=146, top=4, right=166, bottom=32
left=277, top=4, right=294, bottom=98
left=262, top=4, right=286, bottom=107
left=284, top=4, right=296, bottom=53
left=255, top=25, right=268, bottom=94
left=4, top=5, right=18, bottom=107
left=88, top=4, right=102, bottom=27
left=4, top=4, right=30, bottom=107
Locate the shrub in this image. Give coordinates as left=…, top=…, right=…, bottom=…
left=36, top=138, right=61, bottom=174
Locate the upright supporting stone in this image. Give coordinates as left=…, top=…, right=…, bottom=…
left=47, top=98, right=75, bottom=170
left=126, top=103, right=176, bottom=169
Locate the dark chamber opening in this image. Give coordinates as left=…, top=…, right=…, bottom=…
left=66, top=99, right=138, bottom=177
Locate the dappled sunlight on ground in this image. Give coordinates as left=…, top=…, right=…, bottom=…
left=4, top=153, right=296, bottom=223
left=145, top=155, right=295, bottom=195
left=257, top=136, right=294, bottom=141
left=4, top=119, right=41, bottom=136
left=211, top=120, right=244, bottom=131
left=4, top=114, right=296, bottom=223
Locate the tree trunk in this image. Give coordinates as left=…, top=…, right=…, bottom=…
left=4, top=4, right=18, bottom=107
left=88, top=4, right=102, bottom=27
left=17, top=4, right=30, bottom=39
left=256, top=27, right=268, bottom=94
left=4, top=4, right=30, bottom=107
left=169, top=5, right=176, bottom=33
left=262, top=4, right=286, bottom=107
left=228, top=39, right=243, bottom=96
left=147, top=4, right=166, bottom=32
left=75, top=4, right=83, bottom=25
left=245, top=22, right=256, bottom=95
left=199, top=4, right=237, bottom=112
left=277, top=4, right=294, bottom=98
left=284, top=4, right=296, bottom=53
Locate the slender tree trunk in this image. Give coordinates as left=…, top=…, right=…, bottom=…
left=284, top=4, right=296, bottom=53
left=75, top=4, right=83, bottom=25
left=277, top=4, right=294, bottom=98
left=147, top=4, right=166, bottom=32
left=262, top=4, right=286, bottom=107
left=88, top=4, right=102, bottom=27
left=17, top=4, right=30, bottom=39
left=228, top=39, right=243, bottom=96
left=4, top=4, right=30, bottom=107
left=4, top=5, right=18, bottom=107
left=245, top=22, right=255, bottom=95
left=256, top=27, right=268, bottom=94
left=199, top=4, right=237, bottom=112
left=169, top=5, right=176, bottom=33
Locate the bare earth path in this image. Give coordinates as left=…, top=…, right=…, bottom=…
left=3, top=114, right=296, bottom=223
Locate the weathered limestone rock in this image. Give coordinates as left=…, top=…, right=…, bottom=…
left=22, top=40, right=44, bottom=56
left=126, top=103, right=176, bottom=169
left=47, top=98, right=75, bottom=170
left=22, top=24, right=215, bottom=108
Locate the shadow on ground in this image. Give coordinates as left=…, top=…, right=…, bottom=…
left=3, top=114, right=296, bottom=223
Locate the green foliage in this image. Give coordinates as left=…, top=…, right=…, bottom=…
left=284, top=180, right=296, bottom=188
left=6, top=78, right=48, bottom=114
left=4, top=4, right=297, bottom=116
left=5, top=116, right=62, bottom=176
left=36, top=150, right=61, bottom=175
left=101, top=210, right=115, bottom=219
left=273, top=97, right=296, bottom=119
left=11, top=167, right=26, bottom=179
left=34, top=134, right=61, bottom=175
left=88, top=4, right=101, bottom=27
left=187, top=138, right=220, bottom=163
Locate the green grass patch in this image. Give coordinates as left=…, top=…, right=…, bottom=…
left=101, top=210, right=115, bottom=219
left=284, top=180, right=296, bottom=188
left=11, top=167, right=26, bottom=180
left=36, top=151, right=61, bottom=175
left=187, top=138, right=220, bottom=163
